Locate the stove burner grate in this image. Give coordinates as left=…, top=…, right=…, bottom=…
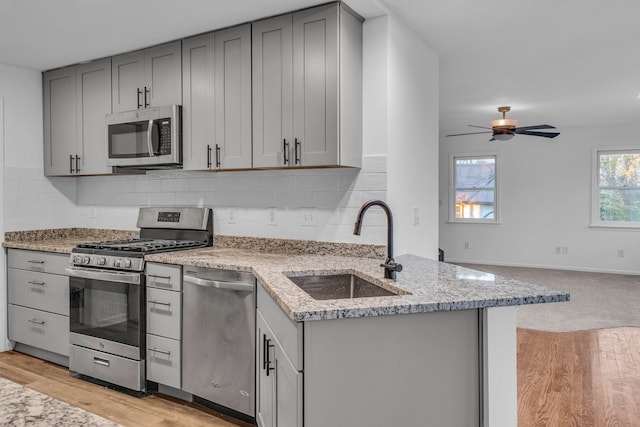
left=77, top=238, right=207, bottom=253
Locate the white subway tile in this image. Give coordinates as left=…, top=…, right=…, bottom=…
left=361, top=155, right=387, bottom=173
left=275, top=191, right=317, bottom=208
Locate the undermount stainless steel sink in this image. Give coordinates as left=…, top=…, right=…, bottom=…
left=287, top=273, right=408, bottom=300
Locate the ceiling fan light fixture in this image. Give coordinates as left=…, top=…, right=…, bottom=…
left=490, top=118, right=519, bottom=128
left=492, top=133, right=515, bottom=141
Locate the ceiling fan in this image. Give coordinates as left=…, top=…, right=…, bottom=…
left=446, top=106, right=560, bottom=141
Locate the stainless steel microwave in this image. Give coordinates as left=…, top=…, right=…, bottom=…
left=106, top=105, right=182, bottom=168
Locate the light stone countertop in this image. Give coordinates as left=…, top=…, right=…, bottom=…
left=3, top=230, right=569, bottom=322
left=145, top=248, right=570, bottom=322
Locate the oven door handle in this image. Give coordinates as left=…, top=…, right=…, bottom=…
left=65, top=267, right=142, bottom=285
left=183, top=274, right=255, bottom=293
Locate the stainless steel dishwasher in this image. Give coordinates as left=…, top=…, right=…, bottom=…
left=182, top=266, right=256, bottom=419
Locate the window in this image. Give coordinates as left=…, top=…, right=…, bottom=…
left=594, top=149, right=640, bottom=226
left=451, top=155, right=498, bottom=222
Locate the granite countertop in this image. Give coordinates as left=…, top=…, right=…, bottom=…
left=145, top=248, right=569, bottom=322
left=4, top=229, right=569, bottom=322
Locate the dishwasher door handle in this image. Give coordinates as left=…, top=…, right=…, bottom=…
left=183, top=274, right=255, bottom=292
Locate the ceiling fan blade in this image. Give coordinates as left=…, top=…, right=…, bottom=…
left=445, top=131, right=493, bottom=137
left=514, top=129, right=560, bottom=138
left=514, top=124, right=556, bottom=131
left=467, top=124, right=492, bottom=129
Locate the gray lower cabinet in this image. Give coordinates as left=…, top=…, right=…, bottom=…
left=7, top=249, right=70, bottom=358
left=256, top=279, right=481, bottom=427
left=43, top=58, right=112, bottom=176
left=145, top=262, right=182, bottom=389
left=256, top=283, right=303, bottom=427
left=252, top=3, right=363, bottom=168
left=256, top=310, right=302, bottom=427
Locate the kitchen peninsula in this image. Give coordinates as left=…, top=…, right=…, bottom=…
left=4, top=230, right=569, bottom=427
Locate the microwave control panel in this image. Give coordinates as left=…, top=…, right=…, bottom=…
left=159, top=119, right=172, bottom=155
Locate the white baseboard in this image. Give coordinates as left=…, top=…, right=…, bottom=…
left=444, top=257, right=640, bottom=276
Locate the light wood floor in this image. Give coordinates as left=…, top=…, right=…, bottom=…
left=1, top=328, right=639, bottom=426
left=0, top=350, right=253, bottom=427
left=518, top=327, right=640, bottom=427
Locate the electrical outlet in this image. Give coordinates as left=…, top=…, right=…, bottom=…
left=464, top=241, right=470, bottom=249
left=562, top=246, right=569, bottom=255
left=618, top=249, right=625, bottom=258
left=302, top=208, right=316, bottom=226
left=268, top=208, right=278, bottom=226
left=554, top=246, right=561, bottom=255
left=413, top=207, right=420, bottom=225
left=89, top=206, right=96, bottom=219
left=227, top=207, right=236, bottom=224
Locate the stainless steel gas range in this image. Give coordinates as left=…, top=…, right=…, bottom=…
left=65, top=207, right=213, bottom=393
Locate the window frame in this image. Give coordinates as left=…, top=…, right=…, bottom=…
left=449, top=153, right=500, bottom=224
left=591, top=146, right=640, bottom=229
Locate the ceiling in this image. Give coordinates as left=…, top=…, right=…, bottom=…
left=1, top=0, right=639, bottom=138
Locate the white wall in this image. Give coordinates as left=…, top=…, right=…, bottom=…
left=440, top=124, right=640, bottom=274
left=385, top=12, right=440, bottom=259
left=0, top=96, right=7, bottom=350
left=0, top=62, right=78, bottom=231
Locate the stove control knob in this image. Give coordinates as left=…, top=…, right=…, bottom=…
left=82, top=256, right=90, bottom=264
left=97, top=257, right=106, bottom=266
left=73, top=255, right=82, bottom=264
left=114, top=259, right=122, bottom=268
left=124, top=259, right=132, bottom=268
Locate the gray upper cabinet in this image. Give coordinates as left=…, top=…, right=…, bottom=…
left=214, top=24, right=252, bottom=170
left=252, top=3, right=363, bottom=168
left=43, top=66, right=77, bottom=176
left=252, top=14, right=294, bottom=168
left=182, top=32, right=215, bottom=170
left=76, top=59, right=112, bottom=175
left=43, top=58, right=111, bottom=176
left=111, top=41, right=182, bottom=113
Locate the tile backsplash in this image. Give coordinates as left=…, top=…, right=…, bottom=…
left=4, top=155, right=388, bottom=245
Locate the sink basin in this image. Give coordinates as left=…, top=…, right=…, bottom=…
left=287, top=273, right=406, bottom=300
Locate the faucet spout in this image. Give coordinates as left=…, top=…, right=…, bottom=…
left=353, top=200, right=402, bottom=280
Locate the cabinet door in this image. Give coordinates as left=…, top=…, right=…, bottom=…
left=293, top=4, right=339, bottom=166
left=275, top=342, right=303, bottom=427
left=182, top=33, right=215, bottom=170
left=146, top=41, right=182, bottom=108
left=214, top=24, right=252, bottom=169
left=76, top=58, right=111, bottom=175
left=252, top=14, right=294, bottom=168
left=43, top=66, right=77, bottom=176
left=257, top=311, right=275, bottom=427
left=111, top=50, right=145, bottom=112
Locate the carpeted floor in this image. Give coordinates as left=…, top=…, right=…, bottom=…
left=457, top=263, right=640, bottom=332
left=0, top=377, right=121, bottom=426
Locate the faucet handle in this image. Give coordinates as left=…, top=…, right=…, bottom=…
left=381, top=261, right=403, bottom=272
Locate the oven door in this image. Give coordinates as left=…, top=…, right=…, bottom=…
left=67, top=267, right=144, bottom=360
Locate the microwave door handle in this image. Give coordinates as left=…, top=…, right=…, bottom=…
left=147, top=120, right=154, bottom=157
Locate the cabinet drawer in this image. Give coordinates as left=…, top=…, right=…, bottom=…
left=257, top=282, right=303, bottom=370
left=8, top=305, right=69, bottom=356
left=8, top=268, right=69, bottom=316
left=147, top=287, right=181, bottom=340
left=146, top=263, right=182, bottom=291
left=8, top=249, right=69, bottom=275
left=146, top=334, right=181, bottom=389
left=69, top=345, right=143, bottom=392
